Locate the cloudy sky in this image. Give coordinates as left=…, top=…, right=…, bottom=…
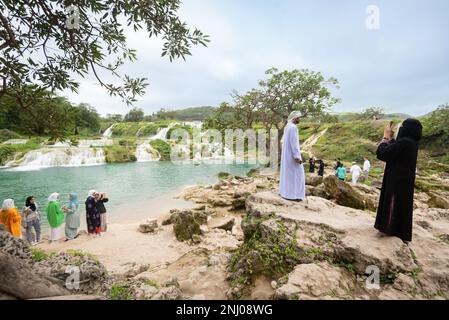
left=64, top=0, right=449, bottom=116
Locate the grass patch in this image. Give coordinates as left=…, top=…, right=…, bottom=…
left=104, top=144, right=137, bottom=163
left=145, top=279, right=160, bottom=289
left=66, top=249, right=100, bottom=263
left=228, top=220, right=300, bottom=298
left=30, top=247, right=49, bottom=262
left=110, top=282, right=133, bottom=300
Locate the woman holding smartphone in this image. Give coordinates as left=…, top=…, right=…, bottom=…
left=375, top=119, right=422, bottom=242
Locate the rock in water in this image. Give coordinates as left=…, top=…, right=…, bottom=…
left=138, top=219, right=158, bottom=233
left=323, top=175, right=369, bottom=210
left=427, top=193, right=449, bottom=209
left=172, top=210, right=202, bottom=242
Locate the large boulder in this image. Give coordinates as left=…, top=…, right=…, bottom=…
left=209, top=217, right=235, bottom=232
left=323, top=175, right=373, bottom=210
left=138, top=219, right=158, bottom=233
left=427, top=193, right=449, bottom=209
left=0, top=251, right=69, bottom=299
left=35, top=251, right=110, bottom=295
left=274, top=262, right=356, bottom=300
left=0, top=224, right=33, bottom=265
left=238, top=191, right=449, bottom=299
left=306, top=176, right=324, bottom=187
left=172, top=210, right=202, bottom=242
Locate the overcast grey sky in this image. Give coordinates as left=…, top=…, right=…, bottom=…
left=63, top=0, right=449, bottom=116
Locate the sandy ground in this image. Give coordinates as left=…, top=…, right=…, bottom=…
left=36, top=192, right=196, bottom=275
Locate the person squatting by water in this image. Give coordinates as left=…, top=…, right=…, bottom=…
left=86, top=190, right=102, bottom=236
left=22, top=196, right=42, bottom=245
left=0, top=199, right=21, bottom=238
left=279, top=111, right=306, bottom=202
left=375, top=119, right=423, bottom=242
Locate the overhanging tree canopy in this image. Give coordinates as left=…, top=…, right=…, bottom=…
left=0, top=0, right=209, bottom=105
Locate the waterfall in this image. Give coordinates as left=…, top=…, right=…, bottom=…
left=135, top=142, right=160, bottom=162
left=5, top=147, right=106, bottom=171
left=150, top=123, right=178, bottom=141
left=103, top=124, right=115, bottom=138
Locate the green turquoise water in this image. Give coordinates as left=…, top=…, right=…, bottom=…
left=0, top=162, right=255, bottom=229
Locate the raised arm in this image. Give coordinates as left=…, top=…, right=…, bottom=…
left=376, top=139, right=405, bottom=163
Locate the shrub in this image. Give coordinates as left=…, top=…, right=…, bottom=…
left=150, top=139, right=171, bottom=161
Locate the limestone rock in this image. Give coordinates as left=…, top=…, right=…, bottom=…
left=209, top=217, right=235, bottom=232
left=0, top=224, right=33, bottom=265
left=274, top=262, right=355, bottom=300
left=231, top=198, right=246, bottom=210
left=323, top=175, right=372, bottom=210
left=306, top=176, right=324, bottom=187
left=427, top=193, right=449, bottom=209
left=0, top=251, right=69, bottom=299
left=241, top=191, right=449, bottom=299
left=35, top=251, right=109, bottom=294
left=138, top=219, right=158, bottom=233
left=172, top=210, right=202, bottom=242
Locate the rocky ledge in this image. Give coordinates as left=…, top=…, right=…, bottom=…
left=227, top=191, right=449, bottom=300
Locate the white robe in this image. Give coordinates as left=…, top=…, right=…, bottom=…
left=350, top=165, right=362, bottom=185
left=279, top=122, right=306, bottom=200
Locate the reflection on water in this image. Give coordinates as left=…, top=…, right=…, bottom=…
left=0, top=162, right=255, bottom=229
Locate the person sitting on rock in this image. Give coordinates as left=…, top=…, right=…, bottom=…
left=279, top=111, right=306, bottom=202
left=0, top=199, right=22, bottom=238
left=375, top=119, right=422, bottom=242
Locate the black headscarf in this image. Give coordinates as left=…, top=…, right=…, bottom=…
left=397, top=118, right=423, bottom=142
left=25, top=196, right=36, bottom=212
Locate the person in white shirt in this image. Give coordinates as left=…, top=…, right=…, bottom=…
left=363, top=157, right=371, bottom=181
left=350, top=162, right=362, bottom=185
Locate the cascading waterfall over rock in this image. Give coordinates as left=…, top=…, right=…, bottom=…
left=135, top=142, right=161, bottom=162
left=150, top=123, right=178, bottom=141
left=102, top=124, right=115, bottom=138
left=5, top=147, right=106, bottom=171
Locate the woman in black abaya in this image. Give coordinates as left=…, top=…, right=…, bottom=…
left=375, top=119, right=423, bottom=242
